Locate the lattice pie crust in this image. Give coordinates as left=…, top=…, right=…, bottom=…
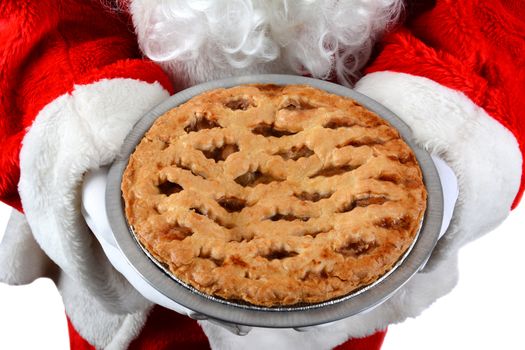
left=122, top=84, right=427, bottom=307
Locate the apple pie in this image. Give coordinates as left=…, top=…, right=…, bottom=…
left=121, top=84, right=427, bottom=307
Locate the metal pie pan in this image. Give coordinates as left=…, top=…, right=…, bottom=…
left=106, top=74, right=443, bottom=328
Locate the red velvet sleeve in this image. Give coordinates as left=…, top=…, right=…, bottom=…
left=0, top=0, right=173, bottom=211
left=366, top=0, right=525, bottom=207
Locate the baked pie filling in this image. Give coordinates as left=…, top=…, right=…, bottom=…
left=122, top=84, right=427, bottom=307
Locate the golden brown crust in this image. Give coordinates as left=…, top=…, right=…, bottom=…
left=122, top=84, right=427, bottom=307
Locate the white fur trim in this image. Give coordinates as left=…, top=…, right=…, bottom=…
left=59, top=272, right=151, bottom=349
left=18, top=78, right=169, bottom=347
left=355, top=72, right=522, bottom=252
left=0, top=210, right=56, bottom=285
left=130, top=0, right=403, bottom=88
left=198, top=72, right=522, bottom=349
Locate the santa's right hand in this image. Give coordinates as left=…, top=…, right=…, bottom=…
left=81, top=167, right=193, bottom=316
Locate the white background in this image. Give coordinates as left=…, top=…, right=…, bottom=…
left=0, top=202, right=524, bottom=349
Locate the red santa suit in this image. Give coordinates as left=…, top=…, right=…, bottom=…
left=0, top=0, right=523, bottom=349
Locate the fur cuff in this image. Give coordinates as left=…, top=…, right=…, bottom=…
left=18, top=78, right=169, bottom=344
left=355, top=71, right=521, bottom=255
left=0, top=210, right=56, bottom=284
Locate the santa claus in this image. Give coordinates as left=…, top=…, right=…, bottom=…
left=0, top=0, right=523, bottom=349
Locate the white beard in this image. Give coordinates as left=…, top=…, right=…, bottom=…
left=130, top=0, right=403, bottom=89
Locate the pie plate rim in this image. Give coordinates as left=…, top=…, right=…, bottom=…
left=106, top=74, right=444, bottom=328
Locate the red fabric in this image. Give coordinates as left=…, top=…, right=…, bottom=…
left=367, top=0, right=525, bottom=208
left=0, top=0, right=173, bottom=211
left=129, top=306, right=211, bottom=350
left=67, top=317, right=95, bottom=350
left=335, top=329, right=387, bottom=350
left=67, top=305, right=385, bottom=350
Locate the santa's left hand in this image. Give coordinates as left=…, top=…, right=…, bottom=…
left=347, top=0, right=524, bottom=333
